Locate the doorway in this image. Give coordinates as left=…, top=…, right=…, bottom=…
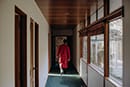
left=30, top=19, right=35, bottom=87
left=50, top=36, right=77, bottom=74
left=35, top=22, right=39, bottom=87
left=15, top=6, right=27, bottom=87
left=30, top=20, right=39, bottom=87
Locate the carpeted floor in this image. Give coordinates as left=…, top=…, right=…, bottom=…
left=45, top=63, right=87, bottom=87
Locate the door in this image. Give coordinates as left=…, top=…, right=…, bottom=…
left=30, top=20, right=39, bottom=87
left=15, top=6, right=27, bottom=87
left=35, top=23, right=39, bottom=87
left=30, top=19, right=35, bottom=87
left=15, top=13, right=21, bottom=87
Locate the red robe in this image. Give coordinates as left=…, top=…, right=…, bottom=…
left=57, top=44, right=70, bottom=69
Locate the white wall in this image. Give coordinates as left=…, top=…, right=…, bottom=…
left=80, top=59, right=88, bottom=85
left=88, top=65, right=104, bottom=87
left=73, top=24, right=81, bottom=72
left=123, top=0, right=130, bottom=87
left=0, top=0, right=49, bottom=87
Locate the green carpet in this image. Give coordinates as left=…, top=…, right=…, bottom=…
left=46, top=63, right=87, bottom=87
left=45, top=74, right=86, bottom=87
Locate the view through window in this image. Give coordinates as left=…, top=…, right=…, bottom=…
left=91, top=34, right=104, bottom=71
left=109, top=18, right=123, bottom=83
left=83, top=37, right=87, bottom=61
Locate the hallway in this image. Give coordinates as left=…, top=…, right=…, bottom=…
left=46, top=63, right=86, bottom=87
left=1, top=0, right=130, bottom=87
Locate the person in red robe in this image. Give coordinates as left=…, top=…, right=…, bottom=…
left=57, top=39, right=70, bottom=74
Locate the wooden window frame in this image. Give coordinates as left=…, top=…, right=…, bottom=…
left=79, top=0, right=123, bottom=78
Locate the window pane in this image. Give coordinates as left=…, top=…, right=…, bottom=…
left=109, top=0, right=122, bottom=13
left=98, top=7, right=104, bottom=19
left=109, top=18, right=123, bottom=83
left=97, top=0, right=104, bottom=9
left=91, top=34, right=104, bottom=70
left=90, top=2, right=96, bottom=24
left=90, top=2, right=96, bottom=15
left=85, top=12, right=88, bottom=27
left=83, top=36, right=87, bottom=61
left=90, top=13, right=96, bottom=24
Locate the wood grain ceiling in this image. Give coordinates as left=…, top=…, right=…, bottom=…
left=35, top=0, right=95, bottom=28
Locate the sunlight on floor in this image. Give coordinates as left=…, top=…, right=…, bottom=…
left=48, top=73, right=80, bottom=77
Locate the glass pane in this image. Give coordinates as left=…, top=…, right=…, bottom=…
left=98, top=0, right=104, bottom=9
left=91, top=34, right=104, bottom=70
left=90, top=2, right=96, bottom=15
left=109, top=0, right=122, bottom=13
left=109, top=18, right=123, bottom=83
left=90, top=13, right=96, bottom=24
left=83, top=36, right=87, bottom=61
left=85, top=12, right=88, bottom=27
left=98, top=7, right=104, bottom=19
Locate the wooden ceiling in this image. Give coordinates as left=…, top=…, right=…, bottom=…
left=35, top=0, right=95, bottom=29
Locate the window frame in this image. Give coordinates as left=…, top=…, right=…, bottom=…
left=108, top=17, right=123, bottom=85
left=79, top=0, right=123, bottom=86
left=90, top=34, right=105, bottom=73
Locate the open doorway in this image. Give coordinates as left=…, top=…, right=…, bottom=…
left=30, top=20, right=39, bottom=87
left=15, top=6, right=27, bottom=87
left=50, top=36, right=77, bottom=74
left=35, top=22, right=39, bottom=87
left=30, top=18, right=34, bottom=87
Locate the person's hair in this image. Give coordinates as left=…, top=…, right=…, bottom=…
left=63, top=39, right=67, bottom=43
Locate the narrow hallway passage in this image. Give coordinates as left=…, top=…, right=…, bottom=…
left=46, top=64, right=87, bottom=87
left=45, top=74, right=86, bottom=87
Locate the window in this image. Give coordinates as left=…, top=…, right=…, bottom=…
left=98, top=7, right=104, bottom=19
left=97, top=0, right=104, bottom=19
left=109, top=0, right=122, bottom=13
left=83, top=36, right=87, bottom=61
left=90, top=0, right=104, bottom=23
left=91, top=34, right=104, bottom=70
left=90, top=13, right=96, bottom=24
left=109, top=18, right=123, bottom=83
left=90, top=2, right=96, bottom=24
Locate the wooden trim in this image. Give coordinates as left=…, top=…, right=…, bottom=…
left=105, top=6, right=123, bottom=21
left=15, top=6, right=27, bottom=87
left=104, top=21, right=109, bottom=77
left=30, top=18, right=34, bottom=87
left=35, top=22, right=39, bottom=87
left=15, top=6, right=26, bottom=15
left=20, top=13, right=27, bottom=87
left=104, top=0, right=109, bottom=16
left=48, top=32, right=51, bottom=72
left=79, top=22, right=104, bottom=36
left=87, top=22, right=104, bottom=36
left=87, top=8, right=90, bottom=25
left=79, top=6, right=123, bottom=36
left=103, top=1, right=109, bottom=86
left=15, top=14, right=20, bottom=87
left=96, top=0, right=98, bottom=21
